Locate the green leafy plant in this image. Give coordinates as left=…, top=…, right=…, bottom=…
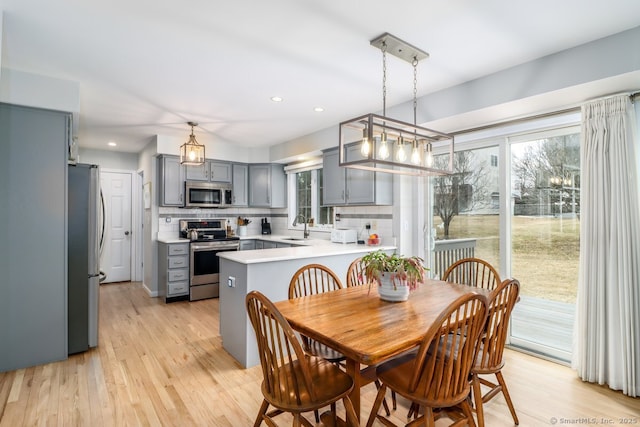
left=361, top=250, right=428, bottom=291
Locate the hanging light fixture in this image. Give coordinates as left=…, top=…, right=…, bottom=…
left=180, top=121, right=206, bottom=166
left=339, top=33, right=454, bottom=176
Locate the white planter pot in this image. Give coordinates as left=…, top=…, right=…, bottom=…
left=377, top=272, right=410, bottom=302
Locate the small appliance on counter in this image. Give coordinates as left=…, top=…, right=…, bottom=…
left=331, top=228, right=358, bottom=244
left=261, top=218, right=271, bottom=235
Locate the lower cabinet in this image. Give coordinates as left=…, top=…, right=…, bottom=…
left=158, top=242, right=190, bottom=302
left=239, top=240, right=256, bottom=251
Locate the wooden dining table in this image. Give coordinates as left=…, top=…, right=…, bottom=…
left=273, top=279, right=492, bottom=422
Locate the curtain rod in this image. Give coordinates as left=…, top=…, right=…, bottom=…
left=450, top=106, right=580, bottom=137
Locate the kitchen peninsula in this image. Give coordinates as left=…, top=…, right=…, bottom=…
left=218, top=239, right=395, bottom=368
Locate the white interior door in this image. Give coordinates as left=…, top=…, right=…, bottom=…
left=101, top=171, right=132, bottom=283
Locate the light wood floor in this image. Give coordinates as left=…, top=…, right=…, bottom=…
left=1, top=282, right=638, bottom=426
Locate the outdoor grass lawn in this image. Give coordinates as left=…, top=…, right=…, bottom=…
left=434, top=214, right=580, bottom=303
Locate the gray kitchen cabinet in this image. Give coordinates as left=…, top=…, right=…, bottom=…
left=232, top=163, right=248, bottom=206
left=249, top=164, right=286, bottom=208
left=261, top=241, right=277, bottom=249
left=185, top=160, right=232, bottom=183
left=158, top=155, right=185, bottom=206
left=322, top=146, right=392, bottom=206
left=276, top=243, right=291, bottom=248
left=255, top=240, right=264, bottom=249
left=158, top=242, right=190, bottom=301
left=322, top=148, right=347, bottom=205
left=239, top=240, right=256, bottom=251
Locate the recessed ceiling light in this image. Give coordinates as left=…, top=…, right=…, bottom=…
left=314, top=107, right=324, bottom=112
left=108, top=141, right=117, bottom=147
left=270, top=96, right=283, bottom=102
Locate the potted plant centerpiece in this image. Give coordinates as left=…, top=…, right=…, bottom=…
left=361, top=249, right=428, bottom=302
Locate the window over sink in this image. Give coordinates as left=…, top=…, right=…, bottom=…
left=285, top=160, right=334, bottom=231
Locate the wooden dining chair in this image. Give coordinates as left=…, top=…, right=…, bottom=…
left=471, top=278, right=520, bottom=427
left=366, top=292, right=489, bottom=427
left=346, top=257, right=373, bottom=288
left=246, top=291, right=359, bottom=427
left=443, top=257, right=501, bottom=291
left=289, top=263, right=344, bottom=298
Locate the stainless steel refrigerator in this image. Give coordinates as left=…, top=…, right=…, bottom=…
left=68, top=163, right=102, bottom=354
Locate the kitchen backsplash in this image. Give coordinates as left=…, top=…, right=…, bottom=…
left=158, top=205, right=393, bottom=243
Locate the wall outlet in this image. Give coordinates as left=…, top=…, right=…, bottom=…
left=365, top=223, right=371, bottom=230
left=371, top=220, right=377, bottom=230
left=227, top=276, right=236, bottom=288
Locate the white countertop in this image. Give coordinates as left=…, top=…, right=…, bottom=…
left=219, top=238, right=395, bottom=264
left=157, top=236, right=190, bottom=244
left=157, top=233, right=396, bottom=264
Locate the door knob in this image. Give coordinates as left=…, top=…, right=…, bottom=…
left=125, top=231, right=130, bottom=236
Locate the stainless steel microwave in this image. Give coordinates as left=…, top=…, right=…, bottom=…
left=184, top=181, right=232, bottom=208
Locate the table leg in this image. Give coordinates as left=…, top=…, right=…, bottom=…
left=345, top=358, right=361, bottom=422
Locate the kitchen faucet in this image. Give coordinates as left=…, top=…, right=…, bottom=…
left=292, top=214, right=310, bottom=239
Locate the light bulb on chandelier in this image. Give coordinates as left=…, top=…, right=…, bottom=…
left=360, top=127, right=371, bottom=157
left=396, top=136, right=407, bottom=162
left=411, top=140, right=421, bottom=165
left=378, top=133, right=390, bottom=159
left=425, top=142, right=434, bottom=167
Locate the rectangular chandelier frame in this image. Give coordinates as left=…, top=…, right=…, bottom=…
left=339, top=113, right=455, bottom=176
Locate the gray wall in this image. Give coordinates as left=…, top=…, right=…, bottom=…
left=0, top=104, right=69, bottom=372
left=79, top=148, right=139, bottom=170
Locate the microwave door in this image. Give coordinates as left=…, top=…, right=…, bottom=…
left=190, top=188, right=220, bottom=205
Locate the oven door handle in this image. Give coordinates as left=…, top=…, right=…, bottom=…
left=191, top=244, right=239, bottom=251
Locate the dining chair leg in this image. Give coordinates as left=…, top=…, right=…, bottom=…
left=342, top=396, right=359, bottom=427
left=459, top=399, right=477, bottom=427
left=407, top=402, right=420, bottom=419
left=472, top=374, right=485, bottom=427
left=365, top=383, right=388, bottom=427
left=424, top=407, right=436, bottom=427
left=313, top=410, right=320, bottom=423
left=254, top=400, right=270, bottom=427
left=496, top=371, right=519, bottom=425
left=292, top=413, right=302, bottom=427
left=331, top=402, right=337, bottom=424
left=374, top=379, right=391, bottom=416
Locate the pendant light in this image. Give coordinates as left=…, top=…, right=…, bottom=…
left=339, top=33, right=454, bottom=176
left=180, top=122, right=206, bottom=166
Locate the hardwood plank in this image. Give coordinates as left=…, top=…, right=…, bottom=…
left=0, top=281, right=638, bottom=426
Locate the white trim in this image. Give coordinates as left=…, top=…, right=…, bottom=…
left=284, top=158, right=323, bottom=174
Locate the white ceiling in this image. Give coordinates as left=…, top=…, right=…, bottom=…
left=2, top=0, right=640, bottom=153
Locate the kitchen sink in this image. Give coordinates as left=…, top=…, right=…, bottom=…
left=282, top=237, right=306, bottom=241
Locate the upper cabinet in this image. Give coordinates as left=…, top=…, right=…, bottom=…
left=249, top=164, right=287, bottom=208
left=232, top=163, right=248, bottom=206
left=157, top=156, right=286, bottom=208
left=158, top=155, right=185, bottom=207
left=185, top=160, right=232, bottom=183
left=322, top=146, right=393, bottom=206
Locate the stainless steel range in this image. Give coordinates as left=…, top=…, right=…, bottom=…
left=179, top=219, right=239, bottom=301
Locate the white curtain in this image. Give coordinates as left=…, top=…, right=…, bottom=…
left=573, top=94, right=640, bottom=397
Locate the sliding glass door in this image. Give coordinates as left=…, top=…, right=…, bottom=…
left=508, top=128, right=580, bottom=362
left=428, top=121, right=581, bottom=363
